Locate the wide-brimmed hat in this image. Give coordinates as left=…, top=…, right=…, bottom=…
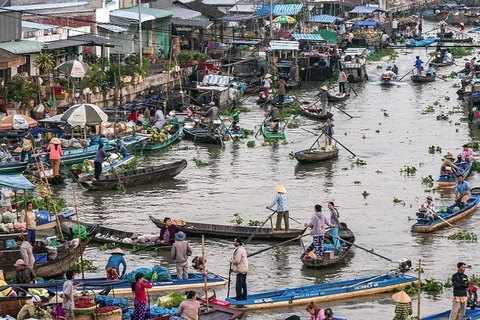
left=265, top=73, right=272, bottom=78
left=444, top=152, right=455, bottom=160
left=427, top=196, right=433, bottom=200
left=274, top=185, right=287, bottom=193
left=392, top=291, right=411, bottom=303
left=14, top=259, right=26, bottom=266
left=50, top=137, right=61, bottom=145
left=175, top=231, right=186, bottom=241
left=111, top=248, right=125, bottom=255
left=320, top=86, right=328, bottom=91
left=30, top=295, right=41, bottom=303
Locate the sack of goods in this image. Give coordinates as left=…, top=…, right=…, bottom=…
left=46, top=246, right=58, bottom=260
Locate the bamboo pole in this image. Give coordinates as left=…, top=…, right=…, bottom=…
left=201, top=235, right=209, bottom=311
left=73, top=188, right=85, bottom=283
left=417, top=258, right=421, bottom=319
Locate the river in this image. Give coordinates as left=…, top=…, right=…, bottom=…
left=52, top=23, right=480, bottom=320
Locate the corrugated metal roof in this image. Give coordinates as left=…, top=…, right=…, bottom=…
left=22, top=21, right=58, bottom=30
left=164, top=7, right=202, bottom=19
left=349, top=6, right=381, bottom=14
left=121, top=6, right=172, bottom=19
left=0, top=2, right=88, bottom=11
left=110, top=10, right=157, bottom=23
left=203, top=0, right=237, bottom=6
left=310, top=14, right=342, bottom=23
left=172, top=18, right=212, bottom=28
left=97, top=24, right=128, bottom=33
left=255, top=4, right=303, bottom=17
left=269, top=40, right=299, bottom=51
left=228, top=5, right=258, bottom=13
left=291, top=33, right=325, bottom=41
left=0, top=40, right=46, bottom=54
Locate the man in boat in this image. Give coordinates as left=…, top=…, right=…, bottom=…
left=439, top=19, right=447, bottom=35
left=414, top=56, right=424, bottom=76
left=455, top=173, right=471, bottom=207
left=63, top=270, right=83, bottom=320
left=154, top=107, right=166, bottom=130
left=426, top=64, right=436, bottom=77
left=441, top=152, right=459, bottom=176
left=171, top=231, right=192, bottom=279
left=230, top=237, right=248, bottom=301
left=277, top=78, right=286, bottom=104
left=448, top=262, right=469, bottom=320
left=461, top=144, right=475, bottom=163
left=392, top=64, right=399, bottom=75
left=15, top=236, right=34, bottom=270
left=382, top=66, right=397, bottom=81
left=418, top=196, right=436, bottom=221
left=115, top=140, right=128, bottom=158
left=203, top=101, right=219, bottom=133
left=267, top=104, right=280, bottom=133
left=444, top=49, right=453, bottom=63
left=14, top=259, right=35, bottom=295
left=319, top=86, right=329, bottom=114
left=106, top=248, right=127, bottom=280
left=338, top=69, right=347, bottom=94
left=93, top=144, right=111, bottom=181
left=267, top=185, right=289, bottom=232
left=16, top=295, right=48, bottom=320
left=159, top=217, right=179, bottom=244
left=21, top=131, right=35, bottom=164
left=304, top=205, right=334, bottom=260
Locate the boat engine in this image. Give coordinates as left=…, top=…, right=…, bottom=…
left=192, top=256, right=205, bottom=271
left=398, top=259, right=412, bottom=272
left=468, top=285, right=479, bottom=310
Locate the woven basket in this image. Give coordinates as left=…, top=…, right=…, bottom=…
left=75, top=315, right=95, bottom=320
left=94, top=309, right=122, bottom=320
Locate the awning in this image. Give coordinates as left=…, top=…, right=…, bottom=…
left=0, top=48, right=25, bottom=69
left=121, top=6, right=172, bottom=19
left=172, top=18, right=213, bottom=28
left=45, top=35, right=113, bottom=50
left=349, top=6, right=384, bottom=14
left=354, top=20, right=380, bottom=28
left=97, top=24, right=128, bottom=33
left=164, top=7, right=202, bottom=20
left=269, top=40, right=299, bottom=51
left=0, top=40, right=46, bottom=54
left=110, top=10, right=156, bottom=23
left=310, top=14, right=343, bottom=23
left=0, top=174, right=35, bottom=191
left=219, top=15, right=260, bottom=21
left=291, top=34, right=325, bottom=42
left=230, top=40, right=262, bottom=45
left=255, top=4, right=303, bottom=16
left=228, top=4, right=258, bottom=13
left=38, top=114, right=63, bottom=123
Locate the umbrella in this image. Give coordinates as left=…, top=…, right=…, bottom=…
left=60, top=104, right=108, bottom=126
left=55, top=60, right=92, bottom=78
left=273, top=15, right=296, bottom=24
left=0, top=114, right=38, bottom=131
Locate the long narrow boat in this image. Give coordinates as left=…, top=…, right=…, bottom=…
left=200, top=305, right=245, bottom=320
left=436, top=37, right=473, bottom=43
left=436, top=160, right=473, bottom=188
left=71, top=154, right=136, bottom=181
left=183, top=126, right=225, bottom=145
left=294, top=147, right=339, bottom=163
left=0, top=296, right=30, bottom=317
left=411, top=75, right=436, bottom=83
left=80, top=159, right=187, bottom=191
left=421, top=309, right=480, bottom=320
left=60, top=216, right=172, bottom=250
left=301, top=106, right=333, bottom=121
left=106, top=134, right=149, bottom=149
left=225, top=273, right=418, bottom=310
left=262, top=122, right=286, bottom=140
left=132, top=124, right=183, bottom=151
left=406, top=37, right=436, bottom=47
left=411, top=193, right=480, bottom=233
left=328, top=92, right=350, bottom=102
left=149, top=215, right=305, bottom=241
left=430, top=61, right=454, bottom=67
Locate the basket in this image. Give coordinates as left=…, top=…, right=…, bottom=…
left=76, top=315, right=95, bottom=320
left=94, top=309, right=122, bottom=320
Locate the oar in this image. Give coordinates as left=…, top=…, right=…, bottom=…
left=424, top=207, right=458, bottom=229
left=347, top=83, right=358, bottom=96
left=302, top=127, right=356, bottom=157
left=330, top=104, right=353, bottom=119
left=245, top=210, right=277, bottom=244
left=435, top=74, right=447, bottom=81
left=61, top=161, right=87, bottom=190
left=331, top=235, right=393, bottom=263
left=108, top=158, right=126, bottom=193
left=254, top=113, right=270, bottom=138
left=398, top=68, right=415, bottom=81
left=267, top=207, right=301, bottom=225
left=247, top=228, right=309, bottom=258
left=216, top=115, right=237, bottom=145
left=227, top=262, right=232, bottom=298
left=308, top=132, right=324, bottom=150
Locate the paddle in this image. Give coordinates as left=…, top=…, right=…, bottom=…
left=254, top=113, right=270, bottom=138
left=61, top=161, right=87, bottom=190
left=301, top=127, right=356, bottom=157
left=424, top=206, right=458, bottom=229
left=247, top=228, right=309, bottom=258
left=266, top=207, right=301, bottom=225
left=227, top=262, right=232, bottom=298
left=435, top=74, right=448, bottom=81
left=245, top=210, right=277, bottom=244
left=330, top=104, right=353, bottom=119
left=398, top=68, right=415, bottom=81
left=107, top=158, right=126, bottom=193
left=216, top=115, right=237, bottom=145
left=347, top=83, right=358, bottom=96
left=308, top=132, right=324, bottom=150
left=331, top=235, right=393, bottom=263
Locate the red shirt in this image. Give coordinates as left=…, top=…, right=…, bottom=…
left=128, top=111, right=138, bottom=123
left=134, top=281, right=152, bottom=302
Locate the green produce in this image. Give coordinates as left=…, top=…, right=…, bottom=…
left=157, top=292, right=186, bottom=308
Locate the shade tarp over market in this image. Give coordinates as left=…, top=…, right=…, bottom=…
left=291, top=34, right=325, bottom=42
left=255, top=4, right=303, bottom=16
left=0, top=174, right=35, bottom=190
left=349, top=6, right=387, bottom=14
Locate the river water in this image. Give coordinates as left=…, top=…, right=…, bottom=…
left=52, top=23, right=480, bottom=319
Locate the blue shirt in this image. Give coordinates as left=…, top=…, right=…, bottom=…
left=116, top=145, right=128, bottom=158
left=415, top=59, right=423, bottom=68
left=455, top=180, right=470, bottom=195
left=269, top=193, right=289, bottom=212
left=94, top=149, right=109, bottom=163
left=106, top=254, right=127, bottom=276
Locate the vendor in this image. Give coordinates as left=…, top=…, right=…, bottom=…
left=17, top=295, right=48, bottom=320
left=115, top=140, right=128, bottom=158
left=106, top=248, right=127, bottom=280
left=159, top=217, right=179, bottom=245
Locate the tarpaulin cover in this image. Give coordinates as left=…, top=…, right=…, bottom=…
left=0, top=174, right=35, bottom=190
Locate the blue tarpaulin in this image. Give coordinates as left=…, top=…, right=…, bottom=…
left=310, top=15, right=343, bottom=23
left=354, top=21, right=380, bottom=28
left=0, top=174, right=35, bottom=190
left=255, top=4, right=303, bottom=16
left=291, top=33, right=325, bottom=41
left=349, top=6, right=382, bottom=14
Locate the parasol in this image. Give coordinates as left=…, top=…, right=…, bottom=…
left=0, top=114, right=38, bottom=131
left=272, top=15, right=296, bottom=24
left=55, top=60, right=92, bottom=78
left=60, top=104, right=108, bottom=126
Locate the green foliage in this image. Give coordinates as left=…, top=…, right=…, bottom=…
left=467, top=141, right=479, bottom=151
left=362, top=191, right=369, bottom=198
left=393, top=197, right=403, bottom=204
left=247, top=141, right=255, bottom=148
left=472, top=161, right=480, bottom=173
left=444, top=277, right=452, bottom=288
left=450, top=47, right=472, bottom=58
left=5, top=75, right=37, bottom=105
left=367, top=48, right=397, bottom=62
left=421, top=278, right=443, bottom=292
left=230, top=213, right=244, bottom=226
left=401, top=166, right=417, bottom=175
left=355, top=159, right=367, bottom=166
left=436, top=113, right=449, bottom=121
left=354, top=181, right=361, bottom=184
left=99, top=243, right=118, bottom=251
left=34, top=52, right=54, bottom=74
left=248, top=220, right=262, bottom=226
left=421, top=175, right=434, bottom=188
left=192, top=157, right=209, bottom=167
left=289, top=151, right=295, bottom=159
left=178, top=51, right=193, bottom=62
left=72, top=259, right=98, bottom=273
left=287, top=119, right=301, bottom=129
left=428, top=146, right=442, bottom=154
left=398, top=282, right=418, bottom=294
left=447, top=231, right=477, bottom=241
left=17, top=194, right=67, bottom=213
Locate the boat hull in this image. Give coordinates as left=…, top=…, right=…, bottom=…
left=411, top=75, right=436, bottom=83
left=421, top=308, right=480, bottom=320
left=262, top=122, right=286, bottom=140
left=436, top=161, right=473, bottom=188
left=295, top=148, right=339, bottom=163
left=328, top=93, right=350, bottom=102
left=430, top=61, right=454, bottom=67
left=132, top=126, right=183, bottom=151
left=301, top=107, right=333, bottom=121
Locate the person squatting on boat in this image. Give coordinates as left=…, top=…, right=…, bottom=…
left=106, top=248, right=127, bottom=280
left=173, top=290, right=201, bottom=320
left=171, top=231, right=192, bottom=279
left=305, top=205, right=334, bottom=260
left=461, top=144, right=474, bottom=163
left=15, top=235, right=34, bottom=270
left=159, top=217, right=179, bottom=245
left=441, top=152, right=459, bottom=176
left=16, top=295, right=48, bottom=320
left=267, top=185, right=289, bottom=232
left=231, top=237, right=248, bottom=301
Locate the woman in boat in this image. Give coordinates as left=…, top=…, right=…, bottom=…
left=93, top=144, right=111, bottom=181
left=392, top=291, right=413, bottom=320
left=323, top=118, right=334, bottom=148
left=132, top=272, right=152, bottom=320
left=267, top=104, right=280, bottom=133
left=159, top=217, right=179, bottom=244
left=306, top=301, right=325, bottom=320
left=277, top=78, right=286, bottom=104
left=267, top=185, right=289, bottom=232
left=21, top=131, right=35, bottom=163
left=106, top=248, right=127, bottom=280
left=418, top=196, right=436, bottom=221
left=414, top=56, right=423, bottom=76
left=16, top=295, right=49, bottom=320
left=128, top=109, right=139, bottom=124
left=461, top=144, right=474, bottom=163
left=338, top=69, right=347, bottom=94
left=319, top=86, right=329, bottom=114
left=47, top=137, right=63, bottom=177
left=19, top=202, right=38, bottom=245
left=305, top=205, right=333, bottom=260
left=327, top=202, right=340, bottom=254
left=263, top=73, right=272, bottom=98
left=176, top=290, right=200, bottom=320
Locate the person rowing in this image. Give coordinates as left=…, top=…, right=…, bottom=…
left=455, top=173, right=471, bottom=206
left=441, top=152, right=459, bottom=177
left=418, top=196, right=436, bottom=221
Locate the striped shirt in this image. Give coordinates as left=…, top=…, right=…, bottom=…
left=393, top=303, right=412, bottom=320
left=269, top=193, right=289, bottom=212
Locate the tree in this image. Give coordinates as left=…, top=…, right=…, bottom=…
left=34, top=52, right=54, bottom=75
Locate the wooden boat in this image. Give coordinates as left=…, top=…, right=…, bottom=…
left=261, top=122, right=286, bottom=140
left=430, top=61, right=454, bottom=67
left=436, top=32, right=454, bottom=38
left=294, top=147, right=339, bottom=163
left=406, top=37, right=436, bottom=47
left=411, top=193, right=480, bottom=233
left=421, top=309, right=480, bottom=319
left=60, top=216, right=172, bottom=250
left=106, top=134, right=149, bottom=149
left=132, top=124, right=183, bottom=151
left=200, top=305, right=245, bottom=320
left=0, top=229, right=95, bottom=280
left=436, top=160, right=473, bottom=188
left=328, top=92, right=350, bottom=102
left=183, top=123, right=225, bottom=145
left=301, top=106, right=333, bottom=121
left=149, top=215, right=306, bottom=241
left=225, top=273, right=418, bottom=310
left=411, top=75, right=436, bottom=83
left=0, top=296, right=30, bottom=317
left=436, top=37, right=473, bottom=43
left=80, top=159, right=187, bottom=191
left=380, top=76, right=395, bottom=85
left=70, top=154, right=136, bottom=181
left=300, top=224, right=356, bottom=268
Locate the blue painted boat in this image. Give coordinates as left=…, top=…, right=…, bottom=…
left=436, top=160, right=473, bottom=188
left=70, top=155, right=136, bottom=180
left=421, top=309, right=480, bottom=319
left=225, top=273, right=418, bottom=310
left=406, top=36, right=436, bottom=47
left=106, top=134, right=149, bottom=149
left=411, top=193, right=480, bottom=233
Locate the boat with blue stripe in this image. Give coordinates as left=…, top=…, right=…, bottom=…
left=437, top=160, right=473, bottom=188
left=225, top=273, right=418, bottom=310
left=421, top=309, right=480, bottom=319
left=406, top=37, right=436, bottom=47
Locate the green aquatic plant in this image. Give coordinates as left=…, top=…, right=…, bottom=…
left=401, top=166, right=417, bottom=175
left=467, top=141, right=479, bottom=150
left=362, top=191, right=369, bottom=198
left=421, top=175, right=435, bottom=188
left=230, top=213, right=244, bottom=226
left=247, top=141, right=256, bottom=148
left=447, top=231, right=477, bottom=241
left=353, top=181, right=361, bottom=185
left=421, top=278, right=443, bottom=292
left=393, top=197, right=403, bottom=204
left=436, top=113, right=449, bottom=121
left=192, top=157, right=210, bottom=167
left=72, top=259, right=98, bottom=273
left=355, top=159, right=367, bottom=166
left=248, top=220, right=262, bottom=226
left=472, top=161, right=480, bottom=173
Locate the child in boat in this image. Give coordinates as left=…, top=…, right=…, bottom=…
left=306, top=301, right=325, bottom=320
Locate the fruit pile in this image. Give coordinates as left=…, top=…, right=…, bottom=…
left=95, top=306, right=120, bottom=314
left=74, top=296, right=97, bottom=315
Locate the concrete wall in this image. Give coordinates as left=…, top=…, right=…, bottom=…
left=0, top=11, right=22, bottom=42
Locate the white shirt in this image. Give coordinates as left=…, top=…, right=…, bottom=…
left=154, top=110, right=165, bottom=122
left=264, top=78, right=272, bottom=88
left=63, top=279, right=74, bottom=309
left=1, top=187, right=13, bottom=207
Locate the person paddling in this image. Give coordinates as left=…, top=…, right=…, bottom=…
left=267, top=185, right=289, bottom=232
left=414, top=56, right=423, bottom=76
left=419, top=196, right=436, bottom=221
left=105, top=248, right=127, bottom=280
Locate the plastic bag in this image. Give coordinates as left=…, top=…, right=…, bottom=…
left=71, top=225, right=87, bottom=240
left=37, top=210, right=50, bottom=225
left=152, top=265, right=172, bottom=282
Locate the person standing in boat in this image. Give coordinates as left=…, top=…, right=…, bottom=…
left=392, top=291, right=413, bottom=320
left=414, top=56, right=423, bottom=76
left=159, top=217, right=179, bottom=244
left=455, top=173, right=471, bottom=206
left=93, top=144, right=111, bottom=181
left=267, top=185, right=289, bottom=232
left=304, top=205, right=333, bottom=260
left=338, top=69, right=347, bottom=94
left=203, top=101, right=219, bottom=133
left=106, top=248, right=127, bottom=280
left=132, top=272, right=152, bottom=320
left=154, top=108, right=166, bottom=130
left=277, top=78, right=286, bottom=104
left=231, top=237, right=248, bottom=301
left=171, top=231, right=192, bottom=279
left=439, top=19, right=447, bottom=35
left=47, top=137, right=63, bottom=177
left=327, top=202, right=341, bottom=254
left=322, top=118, right=334, bottom=148
left=21, top=131, right=35, bottom=163
left=448, top=262, right=469, bottom=320
left=20, top=201, right=38, bottom=245
left=263, top=73, right=272, bottom=98
left=267, top=104, right=280, bottom=133
left=319, top=86, right=329, bottom=114
left=15, top=236, right=34, bottom=270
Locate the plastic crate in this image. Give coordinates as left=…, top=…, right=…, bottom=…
left=34, top=253, right=48, bottom=264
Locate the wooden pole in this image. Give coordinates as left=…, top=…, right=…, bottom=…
left=73, top=188, right=85, bottom=282
left=201, top=235, right=209, bottom=311
left=417, top=258, right=421, bottom=319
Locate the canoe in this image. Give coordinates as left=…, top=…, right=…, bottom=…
left=132, top=124, right=183, bottom=151
left=1, top=229, right=95, bottom=280
left=106, top=134, right=149, bottom=149
left=80, top=159, right=187, bottom=191
left=225, top=273, right=418, bottom=310
left=71, top=154, right=136, bottom=181
left=381, top=76, right=395, bottom=84
left=436, top=32, right=454, bottom=38
left=301, top=106, right=333, bottom=121
left=436, top=160, right=473, bottom=188
left=411, top=75, right=436, bottom=83
left=0, top=296, right=30, bottom=317
left=60, top=215, right=172, bottom=250
left=436, top=37, right=473, bottom=43
left=262, top=122, right=286, bottom=140
left=421, top=309, right=480, bottom=320
left=200, top=305, right=245, bottom=320
left=430, top=61, right=454, bottom=67
left=411, top=193, right=480, bottom=233
left=149, top=215, right=306, bottom=241
left=294, top=147, right=339, bottom=163
left=406, top=37, right=436, bottom=47
left=328, top=92, right=350, bottom=102
left=300, top=224, right=356, bottom=268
